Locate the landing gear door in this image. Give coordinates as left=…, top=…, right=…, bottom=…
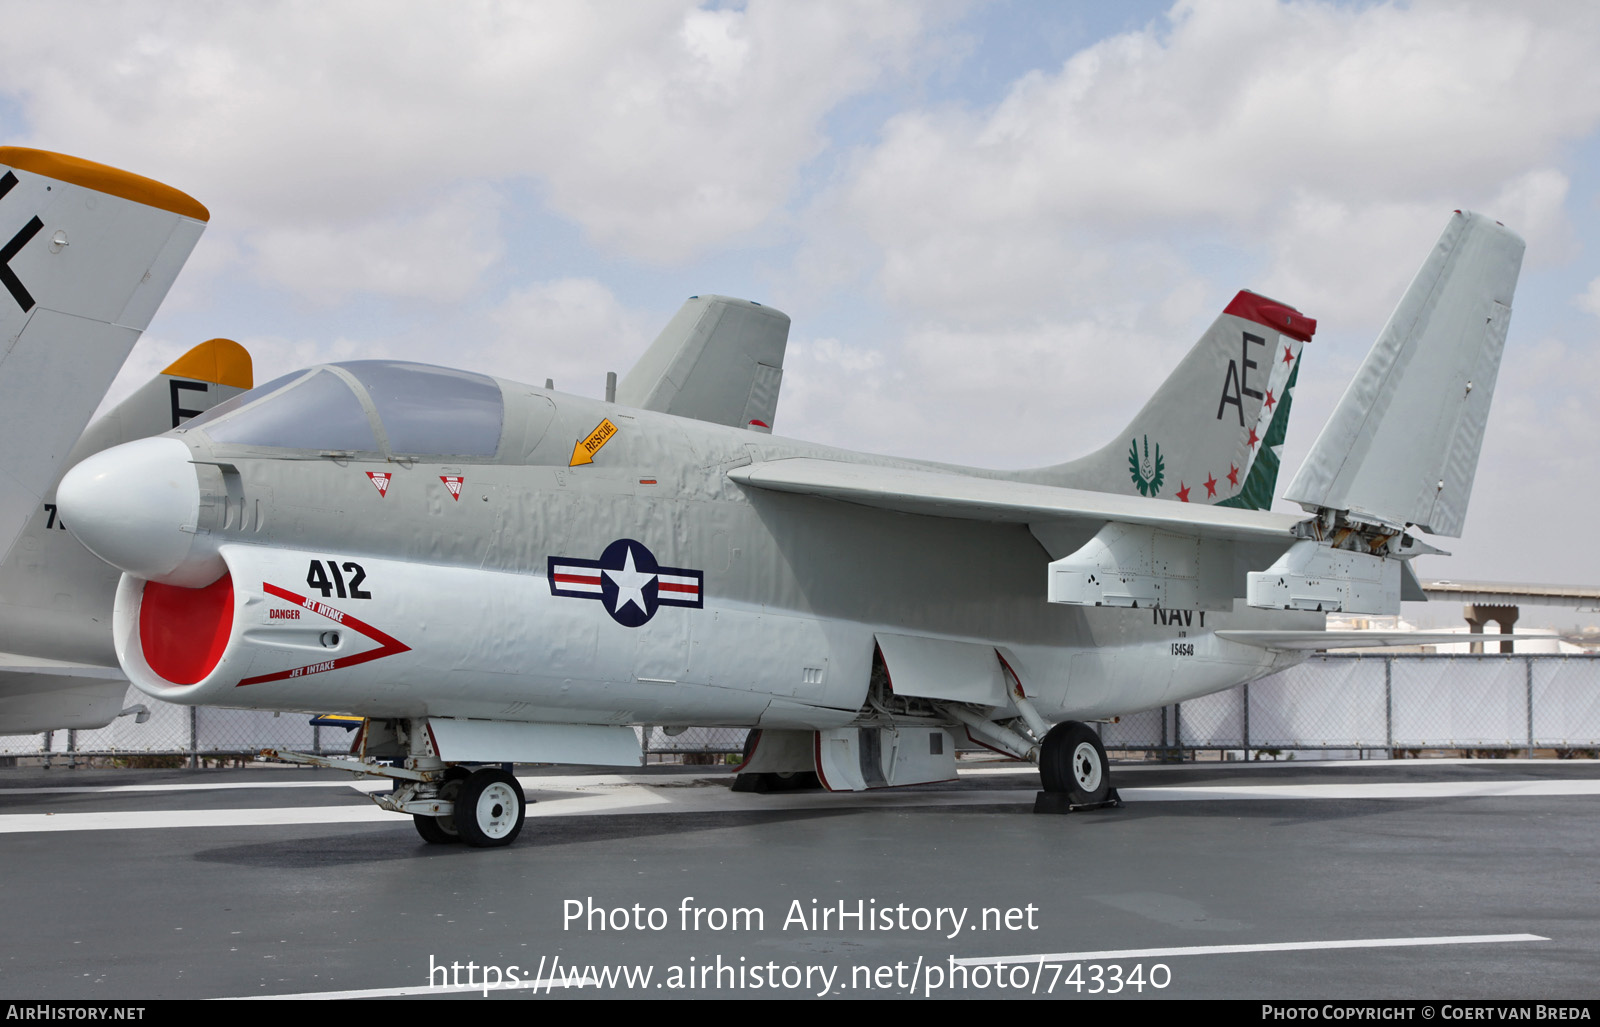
left=873, top=632, right=1009, bottom=706
left=814, top=726, right=957, bottom=792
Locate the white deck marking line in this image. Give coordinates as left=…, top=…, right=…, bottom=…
left=0, top=804, right=397, bottom=833
left=228, top=976, right=598, bottom=1000
left=0, top=780, right=387, bottom=796
left=1120, top=780, right=1600, bottom=800
left=3, top=778, right=1599, bottom=834
left=954, top=932, right=1549, bottom=966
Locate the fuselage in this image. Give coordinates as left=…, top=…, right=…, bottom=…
left=62, top=363, right=1317, bottom=730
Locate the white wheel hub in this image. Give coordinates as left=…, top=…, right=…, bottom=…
left=471, top=781, right=520, bottom=840
left=1071, top=741, right=1103, bottom=792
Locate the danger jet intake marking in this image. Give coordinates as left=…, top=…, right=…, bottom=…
left=236, top=583, right=410, bottom=687
left=548, top=538, right=703, bottom=627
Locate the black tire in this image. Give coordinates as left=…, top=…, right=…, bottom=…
left=454, top=768, right=526, bottom=848
left=414, top=813, right=455, bottom=844
left=1040, top=722, right=1110, bottom=804
left=413, top=767, right=469, bottom=844
left=732, top=770, right=823, bottom=794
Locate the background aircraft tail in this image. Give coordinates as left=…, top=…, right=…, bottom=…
left=1285, top=211, right=1523, bottom=537
left=0, top=148, right=209, bottom=566
left=0, top=337, right=252, bottom=732
left=1018, top=291, right=1316, bottom=509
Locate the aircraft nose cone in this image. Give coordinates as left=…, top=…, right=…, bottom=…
left=57, top=437, right=221, bottom=586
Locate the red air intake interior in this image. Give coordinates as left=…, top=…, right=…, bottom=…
left=139, top=572, right=234, bottom=685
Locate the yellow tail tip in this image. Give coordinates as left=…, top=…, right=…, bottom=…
left=0, top=146, right=209, bottom=222
left=162, top=338, right=252, bottom=390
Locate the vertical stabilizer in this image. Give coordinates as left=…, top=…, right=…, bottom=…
left=0, top=148, right=209, bottom=565
left=1284, top=212, right=1523, bottom=536
left=1021, top=291, right=1315, bottom=509
left=616, top=295, right=789, bottom=431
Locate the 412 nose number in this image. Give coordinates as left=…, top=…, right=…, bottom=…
left=306, top=560, right=371, bottom=600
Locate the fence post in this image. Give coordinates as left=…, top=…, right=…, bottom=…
left=1242, top=683, right=1250, bottom=757
left=188, top=707, right=198, bottom=769
left=1384, top=657, right=1394, bottom=757
left=1525, top=656, right=1535, bottom=759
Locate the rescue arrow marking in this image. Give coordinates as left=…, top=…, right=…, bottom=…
left=569, top=417, right=617, bottom=466
left=236, top=583, right=411, bottom=687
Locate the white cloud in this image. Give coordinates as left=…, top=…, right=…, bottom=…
left=486, top=277, right=653, bottom=391
left=830, top=0, right=1600, bottom=323
left=1576, top=277, right=1600, bottom=318
left=0, top=1, right=937, bottom=270
left=784, top=317, right=1181, bottom=468
left=248, top=186, right=505, bottom=305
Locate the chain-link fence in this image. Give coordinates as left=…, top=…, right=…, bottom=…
left=5, top=653, right=1599, bottom=763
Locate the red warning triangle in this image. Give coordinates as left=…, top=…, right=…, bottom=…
left=440, top=475, right=463, bottom=501
left=366, top=471, right=391, bottom=496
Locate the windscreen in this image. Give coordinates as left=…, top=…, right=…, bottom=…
left=199, top=369, right=380, bottom=452
left=341, top=360, right=504, bottom=457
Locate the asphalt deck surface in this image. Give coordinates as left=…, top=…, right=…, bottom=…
left=0, top=758, right=1596, bottom=1001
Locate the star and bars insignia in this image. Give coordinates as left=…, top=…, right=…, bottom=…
left=547, top=538, right=703, bottom=627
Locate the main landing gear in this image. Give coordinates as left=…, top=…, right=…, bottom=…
left=1034, top=721, right=1122, bottom=815
left=414, top=767, right=526, bottom=848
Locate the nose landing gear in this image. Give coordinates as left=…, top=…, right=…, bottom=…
left=413, top=767, right=527, bottom=847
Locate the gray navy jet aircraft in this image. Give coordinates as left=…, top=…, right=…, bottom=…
left=48, top=147, right=1521, bottom=847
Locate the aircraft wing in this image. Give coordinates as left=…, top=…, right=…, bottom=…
left=728, top=457, right=1303, bottom=542
left=730, top=457, right=1445, bottom=612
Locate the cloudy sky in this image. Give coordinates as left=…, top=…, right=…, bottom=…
left=2, top=0, right=1598, bottom=625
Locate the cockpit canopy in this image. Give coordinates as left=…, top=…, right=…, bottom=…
left=182, top=360, right=505, bottom=458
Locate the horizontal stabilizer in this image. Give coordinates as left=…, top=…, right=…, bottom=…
left=1285, top=211, right=1523, bottom=536
left=0, top=658, right=127, bottom=734
left=1217, top=630, right=1527, bottom=651
left=617, top=295, right=789, bottom=431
